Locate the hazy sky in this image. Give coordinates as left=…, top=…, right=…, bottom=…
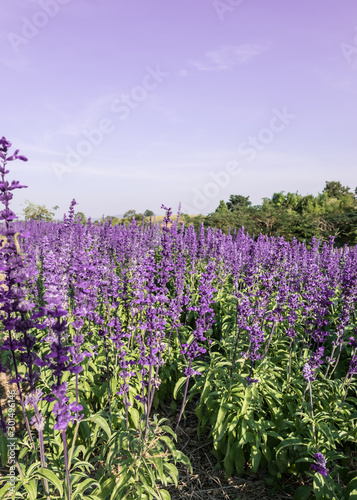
left=1, top=0, right=357, bottom=218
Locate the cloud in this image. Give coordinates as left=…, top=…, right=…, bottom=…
left=190, top=43, right=269, bottom=72
left=315, top=69, right=356, bottom=90
left=43, top=93, right=116, bottom=139
left=0, top=54, right=32, bottom=72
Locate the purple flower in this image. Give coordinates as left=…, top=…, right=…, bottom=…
left=246, top=376, right=259, bottom=386
left=311, top=452, right=329, bottom=476
left=348, top=336, right=357, bottom=349
left=303, top=362, right=315, bottom=382
left=0, top=137, right=12, bottom=152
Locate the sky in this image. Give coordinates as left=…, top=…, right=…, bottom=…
left=1, top=0, right=357, bottom=219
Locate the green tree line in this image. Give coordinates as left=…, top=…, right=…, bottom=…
left=205, top=181, right=357, bottom=246
left=19, top=181, right=357, bottom=246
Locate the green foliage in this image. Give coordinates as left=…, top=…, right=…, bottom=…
left=181, top=214, right=205, bottom=232
left=22, top=200, right=55, bottom=222
left=169, top=282, right=357, bottom=498
left=215, top=200, right=229, bottom=213
left=207, top=181, right=357, bottom=246
left=226, top=194, right=252, bottom=211
left=76, top=212, right=88, bottom=224
left=322, top=181, right=355, bottom=200
left=123, top=209, right=137, bottom=220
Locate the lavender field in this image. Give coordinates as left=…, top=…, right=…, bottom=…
left=0, top=138, right=357, bottom=499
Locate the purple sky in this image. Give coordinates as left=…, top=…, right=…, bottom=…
left=1, top=0, right=357, bottom=218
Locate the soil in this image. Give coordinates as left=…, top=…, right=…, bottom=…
left=158, top=401, right=306, bottom=500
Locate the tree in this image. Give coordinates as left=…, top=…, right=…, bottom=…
left=123, top=209, right=137, bottom=220
left=322, top=181, right=353, bottom=199
left=271, top=191, right=286, bottom=207
left=183, top=214, right=205, bottom=233
left=144, top=209, right=154, bottom=217
left=23, top=201, right=54, bottom=221
left=215, top=200, right=229, bottom=213
left=76, top=211, right=87, bottom=224
left=226, top=195, right=252, bottom=211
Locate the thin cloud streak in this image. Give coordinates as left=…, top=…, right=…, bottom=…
left=190, top=43, right=270, bottom=72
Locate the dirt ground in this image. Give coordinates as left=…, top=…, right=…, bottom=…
left=160, top=403, right=305, bottom=500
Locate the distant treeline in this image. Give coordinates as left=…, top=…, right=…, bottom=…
left=201, top=181, right=357, bottom=247
left=18, top=181, right=357, bottom=247
left=110, top=181, right=357, bottom=246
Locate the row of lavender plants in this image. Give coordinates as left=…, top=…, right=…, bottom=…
left=0, top=137, right=356, bottom=499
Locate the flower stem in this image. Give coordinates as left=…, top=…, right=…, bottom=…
left=175, top=360, right=192, bottom=432
left=62, top=430, right=71, bottom=500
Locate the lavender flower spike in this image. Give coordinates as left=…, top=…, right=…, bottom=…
left=311, top=452, right=329, bottom=476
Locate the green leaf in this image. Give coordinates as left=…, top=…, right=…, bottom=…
left=161, top=425, right=177, bottom=441
left=239, top=431, right=254, bottom=446
left=0, top=477, right=22, bottom=498
left=173, top=450, right=192, bottom=472
left=159, top=489, right=171, bottom=500
left=86, top=414, right=112, bottom=440
left=313, top=474, right=334, bottom=500
left=99, top=382, right=108, bottom=398
left=277, top=448, right=289, bottom=474
left=92, top=476, right=116, bottom=499
left=276, top=438, right=304, bottom=456
left=240, top=386, right=252, bottom=416
left=293, top=485, right=312, bottom=500
left=344, top=477, right=357, bottom=498
left=79, top=421, right=91, bottom=444
left=173, top=377, right=187, bottom=400
left=110, top=472, right=130, bottom=499
left=250, top=446, right=261, bottom=473
left=35, top=468, right=63, bottom=497
left=163, top=462, right=178, bottom=487
left=110, top=377, right=117, bottom=395
left=73, top=478, right=101, bottom=499
left=129, top=407, right=140, bottom=429
left=0, top=435, right=8, bottom=466
left=200, top=377, right=211, bottom=404
left=261, top=442, right=272, bottom=464
left=0, top=483, right=11, bottom=500
left=317, top=422, right=335, bottom=448
left=153, top=457, right=165, bottom=485
left=213, top=405, right=227, bottom=437
left=265, top=430, right=283, bottom=441
left=24, top=480, right=38, bottom=500
left=26, top=461, right=42, bottom=477
left=235, top=446, right=245, bottom=475
left=223, top=440, right=234, bottom=477
left=159, top=435, right=176, bottom=455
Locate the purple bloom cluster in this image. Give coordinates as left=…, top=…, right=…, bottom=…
left=303, top=362, right=315, bottom=382
left=311, top=452, right=329, bottom=476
